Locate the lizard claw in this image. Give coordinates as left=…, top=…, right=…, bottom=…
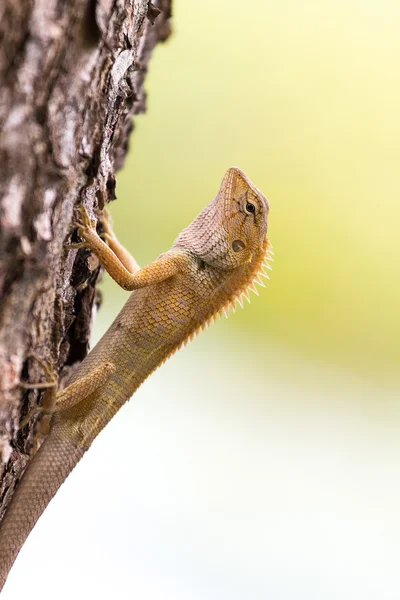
left=68, top=205, right=98, bottom=247
left=19, top=353, right=58, bottom=390
left=19, top=354, right=58, bottom=428
left=64, top=241, right=90, bottom=250
left=74, top=205, right=97, bottom=231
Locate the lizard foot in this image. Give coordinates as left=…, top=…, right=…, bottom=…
left=19, top=354, right=57, bottom=391
left=20, top=402, right=55, bottom=430
left=65, top=205, right=99, bottom=250
left=73, top=204, right=97, bottom=238
left=19, top=354, right=58, bottom=429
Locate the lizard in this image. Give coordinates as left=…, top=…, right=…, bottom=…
left=0, top=166, right=272, bottom=591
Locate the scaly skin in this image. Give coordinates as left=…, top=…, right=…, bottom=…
left=0, top=167, right=272, bottom=590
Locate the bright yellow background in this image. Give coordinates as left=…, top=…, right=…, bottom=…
left=5, top=2, right=400, bottom=599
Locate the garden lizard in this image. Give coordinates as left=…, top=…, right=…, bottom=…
left=0, top=167, right=272, bottom=590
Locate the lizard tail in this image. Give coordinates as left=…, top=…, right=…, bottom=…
left=0, top=432, right=84, bottom=592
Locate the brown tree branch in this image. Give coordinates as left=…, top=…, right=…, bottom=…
left=0, top=0, right=172, bottom=519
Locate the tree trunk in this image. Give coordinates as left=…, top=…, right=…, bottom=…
left=0, top=0, right=171, bottom=520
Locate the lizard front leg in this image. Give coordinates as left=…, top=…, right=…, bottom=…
left=73, top=205, right=189, bottom=290
left=99, top=207, right=141, bottom=274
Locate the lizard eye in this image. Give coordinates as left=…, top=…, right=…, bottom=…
left=245, top=201, right=256, bottom=215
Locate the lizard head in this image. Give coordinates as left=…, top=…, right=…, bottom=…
left=175, top=167, right=270, bottom=270
left=218, top=166, right=269, bottom=267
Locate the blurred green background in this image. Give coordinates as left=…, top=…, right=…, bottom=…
left=108, top=0, right=400, bottom=381
left=5, top=1, right=400, bottom=599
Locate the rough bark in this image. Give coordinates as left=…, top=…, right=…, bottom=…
left=0, top=0, right=172, bottom=519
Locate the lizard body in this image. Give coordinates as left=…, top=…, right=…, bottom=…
left=0, top=167, right=271, bottom=590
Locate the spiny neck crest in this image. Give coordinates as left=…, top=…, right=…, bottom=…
left=174, top=237, right=273, bottom=350
left=216, top=236, right=273, bottom=316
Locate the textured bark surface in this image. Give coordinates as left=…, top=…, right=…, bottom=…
left=0, top=0, right=171, bottom=519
